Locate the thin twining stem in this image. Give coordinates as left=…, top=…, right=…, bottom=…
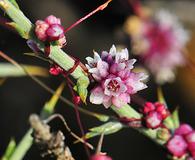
left=64, top=0, right=112, bottom=33
left=46, top=114, right=94, bottom=150
left=0, top=51, right=110, bottom=121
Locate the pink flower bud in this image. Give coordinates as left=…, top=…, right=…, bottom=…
left=186, top=131, right=195, bottom=155
left=46, top=24, right=64, bottom=41
left=188, top=143, right=195, bottom=157
left=145, top=111, right=162, bottom=129
left=155, top=103, right=169, bottom=119
left=35, top=20, right=49, bottom=41
left=175, top=124, right=193, bottom=136
left=45, top=15, right=61, bottom=25
left=167, top=135, right=188, bottom=157
left=49, top=65, right=63, bottom=75
left=73, top=96, right=81, bottom=105
left=186, top=131, right=195, bottom=143
left=143, top=102, right=155, bottom=114
left=90, top=154, right=112, bottom=160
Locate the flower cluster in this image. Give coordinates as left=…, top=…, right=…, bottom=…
left=167, top=124, right=195, bottom=159
left=35, top=15, right=66, bottom=47
left=125, top=10, right=189, bottom=84
left=86, top=45, right=148, bottom=108
left=142, top=102, right=169, bottom=129
left=90, top=153, right=112, bottom=160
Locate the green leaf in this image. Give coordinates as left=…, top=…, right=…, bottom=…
left=157, top=87, right=167, bottom=106
left=2, top=139, right=16, bottom=160
left=85, top=121, right=123, bottom=139
left=172, top=107, right=180, bottom=129
left=76, top=76, right=90, bottom=103
left=41, top=82, right=65, bottom=118
left=0, top=63, right=49, bottom=77
left=111, top=104, right=141, bottom=119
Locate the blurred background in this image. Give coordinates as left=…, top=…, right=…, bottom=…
left=0, top=0, right=195, bottom=159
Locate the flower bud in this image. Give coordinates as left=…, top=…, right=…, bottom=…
left=167, top=135, right=188, bottom=158
left=157, top=128, right=171, bottom=141
left=185, top=131, right=195, bottom=155
left=90, top=154, right=112, bottom=160
left=185, top=131, right=195, bottom=143
left=175, top=124, right=193, bottom=136
left=73, top=96, right=81, bottom=105
left=143, top=102, right=155, bottom=114
left=145, top=111, right=162, bottom=129
left=155, top=102, right=169, bottom=119
left=45, top=15, right=61, bottom=25
left=46, top=24, right=64, bottom=41
left=49, top=65, right=63, bottom=75
left=35, top=20, right=49, bottom=41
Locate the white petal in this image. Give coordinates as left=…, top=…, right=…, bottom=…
left=109, top=45, right=117, bottom=56
left=93, top=51, right=101, bottom=62
left=86, top=57, right=94, bottom=64
left=90, top=87, right=104, bottom=104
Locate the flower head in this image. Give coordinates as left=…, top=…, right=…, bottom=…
left=86, top=45, right=148, bottom=108
left=167, top=124, right=195, bottom=159
left=142, top=102, right=169, bottom=129
left=35, top=15, right=66, bottom=47
left=125, top=10, right=189, bottom=84
left=167, top=135, right=188, bottom=157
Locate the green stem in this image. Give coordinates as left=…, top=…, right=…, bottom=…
left=9, top=129, right=33, bottom=160
left=0, top=0, right=87, bottom=80
left=111, top=104, right=165, bottom=145
left=111, top=104, right=141, bottom=119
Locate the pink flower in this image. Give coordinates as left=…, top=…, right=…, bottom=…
left=49, top=64, right=63, bottom=75
left=35, top=20, right=49, bottom=41
left=143, top=102, right=155, bottom=114
left=46, top=24, right=64, bottom=41
left=87, top=45, right=148, bottom=108
left=142, top=102, right=169, bottom=129
left=175, top=124, right=193, bottom=136
left=167, top=124, right=195, bottom=158
left=35, top=15, right=66, bottom=47
left=90, top=154, right=112, bottom=160
left=44, top=15, right=61, bottom=25
left=167, top=135, right=188, bottom=157
left=128, top=10, right=189, bottom=84
left=145, top=111, right=162, bottom=129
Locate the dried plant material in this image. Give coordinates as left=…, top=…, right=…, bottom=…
left=29, top=114, right=75, bottom=160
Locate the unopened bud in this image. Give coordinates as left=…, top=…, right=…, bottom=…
left=90, top=153, right=112, bottom=160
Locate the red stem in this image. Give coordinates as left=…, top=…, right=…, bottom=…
left=64, top=0, right=112, bottom=33
left=66, top=78, right=91, bottom=159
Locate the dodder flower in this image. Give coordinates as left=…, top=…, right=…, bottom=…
left=86, top=45, right=148, bottom=108
left=167, top=124, right=195, bottom=159
left=142, top=102, right=169, bottom=129
left=125, top=10, right=189, bottom=84
left=35, top=15, right=66, bottom=47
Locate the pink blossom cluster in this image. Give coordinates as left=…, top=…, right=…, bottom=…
left=86, top=45, right=148, bottom=108
left=130, top=10, right=189, bottom=84
left=90, top=153, right=112, bottom=160
left=35, top=15, right=66, bottom=47
left=167, top=124, right=195, bottom=159
left=142, top=102, right=169, bottom=129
